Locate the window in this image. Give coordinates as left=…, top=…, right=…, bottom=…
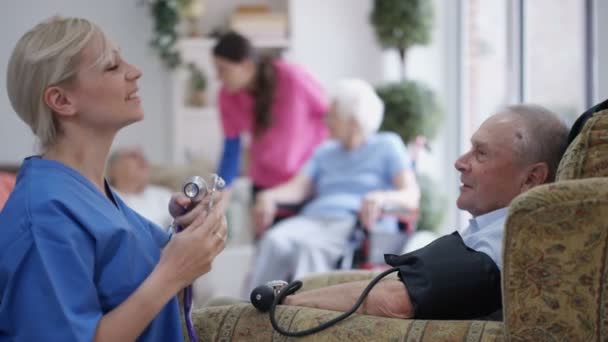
left=458, top=0, right=593, bottom=225
left=524, top=0, right=587, bottom=123
left=461, top=0, right=510, bottom=145
left=462, top=0, right=591, bottom=132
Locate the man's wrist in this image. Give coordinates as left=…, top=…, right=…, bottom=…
left=282, top=295, right=294, bottom=306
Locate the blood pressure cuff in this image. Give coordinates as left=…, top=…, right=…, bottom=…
left=384, top=231, right=501, bottom=320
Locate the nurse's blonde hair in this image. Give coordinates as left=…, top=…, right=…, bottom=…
left=6, top=16, right=115, bottom=151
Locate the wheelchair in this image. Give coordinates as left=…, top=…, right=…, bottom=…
left=264, top=202, right=419, bottom=272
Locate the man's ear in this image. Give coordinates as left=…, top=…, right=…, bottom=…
left=522, top=162, right=549, bottom=191
left=43, top=86, right=77, bottom=117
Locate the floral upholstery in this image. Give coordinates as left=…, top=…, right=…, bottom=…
left=189, top=260, right=506, bottom=341
left=501, top=109, right=608, bottom=341
left=503, top=178, right=608, bottom=341
left=192, top=303, right=504, bottom=341
left=190, top=108, right=608, bottom=341
left=556, top=109, right=608, bottom=180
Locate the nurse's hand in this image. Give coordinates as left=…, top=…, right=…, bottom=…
left=158, top=195, right=228, bottom=289
left=169, top=192, right=192, bottom=219
left=169, top=190, right=226, bottom=228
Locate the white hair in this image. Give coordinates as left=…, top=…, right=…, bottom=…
left=332, top=79, right=384, bottom=138
left=6, top=16, right=115, bottom=151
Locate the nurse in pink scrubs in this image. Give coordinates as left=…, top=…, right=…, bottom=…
left=213, top=32, right=328, bottom=201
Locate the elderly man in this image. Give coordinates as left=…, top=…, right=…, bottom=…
left=283, top=104, right=569, bottom=320
left=107, top=146, right=173, bottom=228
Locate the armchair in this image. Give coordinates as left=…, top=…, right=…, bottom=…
left=189, top=106, right=608, bottom=341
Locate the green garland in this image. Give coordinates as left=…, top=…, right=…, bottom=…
left=148, top=0, right=183, bottom=69
left=147, top=0, right=190, bottom=69
left=147, top=0, right=207, bottom=95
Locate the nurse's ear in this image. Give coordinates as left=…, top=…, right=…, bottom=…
left=44, top=85, right=77, bottom=117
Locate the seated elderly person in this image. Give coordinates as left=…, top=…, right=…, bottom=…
left=283, top=104, right=569, bottom=320
left=249, top=79, right=420, bottom=291
left=107, top=146, right=173, bottom=228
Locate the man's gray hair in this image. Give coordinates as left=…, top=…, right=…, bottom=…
left=502, top=104, right=569, bottom=181
left=332, top=79, right=384, bottom=138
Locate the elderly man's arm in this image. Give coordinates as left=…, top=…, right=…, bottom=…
left=283, top=278, right=414, bottom=319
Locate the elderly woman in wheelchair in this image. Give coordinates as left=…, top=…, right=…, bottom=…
left=249, top=79, right=420, bottom=292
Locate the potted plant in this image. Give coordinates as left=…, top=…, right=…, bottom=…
left=371, top=0, right=433, bottom=79
left=376, top=81, right=445, bottom=232
left=370, top=0, right=439, bottom=144
left=416, top=173, right=447, bottom=232
left=148, top=0, right=182, bottom=69
left=370, top=0, right=444, bottom=232
left=376, top=81, right=442, bottom=144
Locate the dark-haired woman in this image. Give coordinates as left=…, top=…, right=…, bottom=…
left=213, top=32, right=328, bottom=204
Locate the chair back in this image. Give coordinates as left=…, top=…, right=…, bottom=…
left=503, top=105, right=608, bottom=341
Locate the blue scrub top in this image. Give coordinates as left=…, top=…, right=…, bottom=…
left=0, top=157, right=183, bottom=341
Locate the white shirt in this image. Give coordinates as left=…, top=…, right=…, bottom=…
left=460, top=207, right=509, bottom=270
left=116, top=185, right=173, bottom=230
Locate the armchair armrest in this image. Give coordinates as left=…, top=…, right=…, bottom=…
left=192, top=303, right=503, bottom=341
left=503, top=178, right=608, bottom=341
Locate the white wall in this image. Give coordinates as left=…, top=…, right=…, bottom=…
left=287, top=0, right=385, bottom=90
left=0, top=0, right=171, bottom=164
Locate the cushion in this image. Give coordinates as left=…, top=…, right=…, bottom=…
left=556, top=109, right=608, bottom=181
left=193, top=303, right=505, bottom=341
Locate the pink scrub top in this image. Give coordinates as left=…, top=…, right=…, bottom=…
left=219, top=60, right=328, bottom=188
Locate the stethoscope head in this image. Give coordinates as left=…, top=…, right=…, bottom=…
left=182, top=174, right=226, bottom=200
left=182, top=176, right=208, bottom=199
